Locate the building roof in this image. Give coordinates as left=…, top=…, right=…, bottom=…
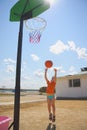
left=57, top=71, right=87, bottom=79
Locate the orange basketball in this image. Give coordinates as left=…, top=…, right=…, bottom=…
left=45, top=60, right=53, bottom=68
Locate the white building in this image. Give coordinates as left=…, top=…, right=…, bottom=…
left=56, top=72, right=87, bottom=99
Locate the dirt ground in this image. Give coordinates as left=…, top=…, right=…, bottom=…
left=0, top=94, right=87, bottom=130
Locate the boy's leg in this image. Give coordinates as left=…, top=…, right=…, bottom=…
left=47, top=98, right=52, bottom=121
left=47, top=98, right=51, bottom=114
left=51, top=98, right=55, bottom=115
left=51, top=98, right=56, bottom=122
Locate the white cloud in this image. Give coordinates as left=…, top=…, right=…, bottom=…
left=58, top=66, right=66, bottom=73
left=50, top=40, right=69, bottom=54
left=52, top=66, right=66, bottom=73
left=68, top=41, right=76, bottom=51
left=68, top=41, right=87, bottom=60
left=49, top=40, right=87, bottom=60
left=3, top=58, right=16, bottom=73
left=6, top=65, right=15, bottom=73
left=30, top=54, right=40, bottom=61
left=0, top=77, right=15, bottom=88
left=68, top=66, right=77, bottom=75
left=76, top=47, right=87, bottom=60
left=4, top=58, right=16, bottom=64
left=22, top=75, right=31, bottom=80
left=34, top=69, right=43, bottom=78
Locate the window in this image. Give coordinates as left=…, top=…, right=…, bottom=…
left=69, top=79, right=72, bottom=87
left=69, top=79, right=81, bottom=87
left=73, top=79, right=80, bottom=87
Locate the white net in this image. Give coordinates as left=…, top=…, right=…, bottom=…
left=25, top=17, right=46, bottom=43
left=29, top=30, right=41, bottom=43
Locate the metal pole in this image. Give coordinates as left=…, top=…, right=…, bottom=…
left=13, top=18, right=23, bottom=130
left=13, top=1, right=31, bottom=129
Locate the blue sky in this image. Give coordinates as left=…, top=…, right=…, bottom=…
left=0, top=0, right=87, bottom=89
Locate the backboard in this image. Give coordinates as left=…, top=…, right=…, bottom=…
left=10, top=0, right=50, bottom=21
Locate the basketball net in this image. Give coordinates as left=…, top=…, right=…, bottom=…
left=25, top=17, right=47, bottom=43
left=29, top=30, right=41, bottom=43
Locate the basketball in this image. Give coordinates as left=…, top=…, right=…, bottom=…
left=45, top=60, right=53, bottom=68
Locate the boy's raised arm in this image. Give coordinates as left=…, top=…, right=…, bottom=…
left=44, top=68, right=48, bottom=82
left=54, top=68, right=57, bottom=82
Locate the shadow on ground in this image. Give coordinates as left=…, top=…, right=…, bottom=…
left=46, top=123, right=56, bottom=130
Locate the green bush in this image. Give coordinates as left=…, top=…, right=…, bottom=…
left=39, top=86, right=46, bottom=93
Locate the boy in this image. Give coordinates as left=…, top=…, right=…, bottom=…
left=44, top=68, right=57, bottom=122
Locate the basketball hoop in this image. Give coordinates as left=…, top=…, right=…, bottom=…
left=25, top=17, right=47, bottom=43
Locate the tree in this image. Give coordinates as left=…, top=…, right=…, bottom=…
left=39, top=86, right=46, bottom=93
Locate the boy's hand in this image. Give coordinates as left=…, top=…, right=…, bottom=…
left=54, top=68, right=57, bottom=72
left=45, top=68, right=48, bottom=71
